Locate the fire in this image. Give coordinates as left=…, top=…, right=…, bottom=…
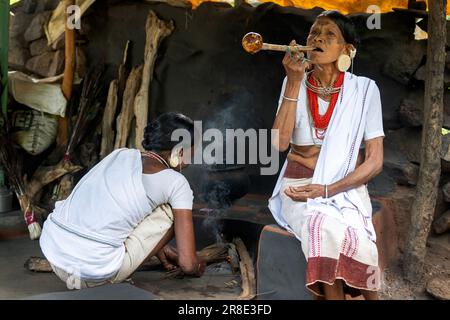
left=189, top=0, right=449, bottom=13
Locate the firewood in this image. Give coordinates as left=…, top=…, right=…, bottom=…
left=27, top=160, right=82, bottom=201
left=24, top=257, right=53, bottom=273
left=117, top=41, right=131, bottom=110
left=163, top=243, right=230, bottom=279
left=134, top=11, right=174, bottom=151
left=433, top=210, right=450, bottom=234
left=25, top=256, right=162, bottom=273
left=115, top=65, right=143, bottom=149
left=100, top=80, right=118, bottom=159
left=234, top=238, right=256, bottom=300
left=55, top=174, right=73, bottom=201
left=101, top=41, right=131, bottom=159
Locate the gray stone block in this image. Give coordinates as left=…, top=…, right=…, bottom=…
left=29, top=38, right=52, bottom=56
left=256, top=225, right=312, bottom=300
left=24, top=11, right=52, bottom=43
left=25, top=50, right=64, bottom=77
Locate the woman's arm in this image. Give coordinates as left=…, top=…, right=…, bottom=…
left=328, top=137, right=383, bottom=196
left=172, top=209, right=205, bottom=276
left=285, top=137, right=384, bottom=201
left=272, top=40, right=311, bottom=152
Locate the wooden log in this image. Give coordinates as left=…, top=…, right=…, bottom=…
left=26, top=160, right=83, bottom=201
left=234, top=238, right=256, bottom=300
left=24, top=257, right=53, bottom=273
left=114, top=65, right=143, bottom=149
left=100, top=80, right=118, bottom=159
left=433, top=210, right=450, bottom=234
left=134, top=11, right=174, bottom=151
left=56, top=173, right=73, bottom=201
left=100, top=41, right=131, bottom=159
left=404, top=0, right=447, bottom=283
left=117, top=41, right=131, bottom=111
left=25, top=256, right=162, bottom=273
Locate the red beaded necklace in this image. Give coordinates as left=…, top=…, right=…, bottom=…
left=306, top=72, right=345, bottom=140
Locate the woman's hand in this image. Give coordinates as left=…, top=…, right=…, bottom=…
left=284, top=184, right=325, bottom=202
left=282, top=40, right=311, bottom=83
left=156, top=245, right=179, bottom=271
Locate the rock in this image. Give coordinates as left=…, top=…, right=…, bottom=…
left=415, top=64, right=450, bottom=84
left=8, top=39, right=30, bottom=69
left=29, top=38, right=52, bottom=57
left=446, top=52, right=450, bottom=71
left=383, top=146, right=419, bottom=185
left=398, top=91, right=423, bottom=127
left=24, top=11, right=52, bottom=43
left=447, top=21, right=450, bottom=47
left=384, top=127, right=423, bottom=164
left=443, top=182, right=450, bottom=202
left=25, top=50, right=65, bottom=78
left=22, top=0, right=38, bottom=14
left=35, top=0, right=61, bottom=12
left=399, top=90, right=450, bottom=128
left=426, top=277, right=450, bottom=300
left=9, top=12, right=33, bottom=38
left=441, top=134, right=450, bottom=162
left=51, top=34, right=65, bottom=50
left=382, top=41, right=427, bottom=85
left=433, top=210, right=450, bottom=234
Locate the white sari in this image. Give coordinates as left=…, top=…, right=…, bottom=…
left=268, top=72, right=382, bottom=295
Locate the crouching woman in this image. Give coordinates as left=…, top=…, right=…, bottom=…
left=40, top=112, right=205, bottom=289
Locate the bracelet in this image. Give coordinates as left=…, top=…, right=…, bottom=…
left=282, top=95, right=299, bottom=102
left=324, top=184, right=328, bottom=199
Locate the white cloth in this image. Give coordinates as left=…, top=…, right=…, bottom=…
left=40, top=148, right=193, bottom=280
left=269, top=72, right=384, bottom=243
left=276, top=73, right=385, bottom=146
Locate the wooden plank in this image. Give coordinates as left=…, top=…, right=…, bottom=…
left=134, top=11, right=174, bottom=151
left=234, top=238, right=256, bottom=300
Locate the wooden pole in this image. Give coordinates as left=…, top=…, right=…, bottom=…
left=57, top=0, right=76, bottom=148
left=403, top=0, right=447, bottom=283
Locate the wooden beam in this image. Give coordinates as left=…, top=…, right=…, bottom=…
left=403, top=0, right=447, bottom=284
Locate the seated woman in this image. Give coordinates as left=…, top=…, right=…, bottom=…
left=40, top=112, right=205, bottom=289
left=269, top=10, right=384, bottom=300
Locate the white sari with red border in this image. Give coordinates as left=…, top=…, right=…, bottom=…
left=268, top=72, right=381, bottom=296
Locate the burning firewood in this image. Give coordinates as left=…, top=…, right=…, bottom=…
left=163, top=243, right=231, bottom=279
left=134, top=11, right=174, bottom=151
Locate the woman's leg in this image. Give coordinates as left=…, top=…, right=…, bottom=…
left=361, top=290, right=379, bottom=300
left=112, top=205, right=174, bottom=283
left=323, top=280, right=345, bottom=300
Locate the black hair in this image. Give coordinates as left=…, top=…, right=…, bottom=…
left=142, top=112, right=195, bottom=151
left=317, top=10, right=359, bottom=46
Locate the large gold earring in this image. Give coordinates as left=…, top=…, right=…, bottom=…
left=169, top=154, right=180, bottom=168
left=336, top=54, right=351, bottom=72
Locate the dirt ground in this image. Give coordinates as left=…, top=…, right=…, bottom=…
left=379, top=233, right=450, bottom=300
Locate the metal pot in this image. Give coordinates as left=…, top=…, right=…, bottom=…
left=200, top=165, right=251, bottom=208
